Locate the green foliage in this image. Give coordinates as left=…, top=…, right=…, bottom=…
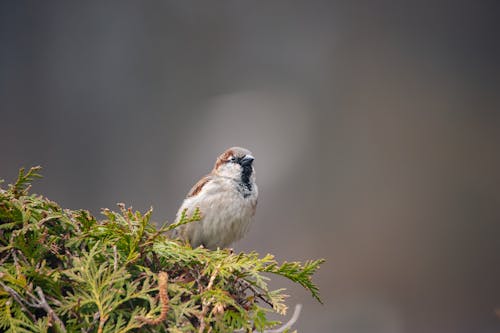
left=0, top=167, right=324, bottom=332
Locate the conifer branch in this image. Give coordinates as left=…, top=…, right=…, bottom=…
left=0, top=167, right=325, bottom=332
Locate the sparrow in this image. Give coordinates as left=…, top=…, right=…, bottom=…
left=173, top=147, right=258, bottom=250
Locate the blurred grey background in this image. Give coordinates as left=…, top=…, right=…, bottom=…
left=1, top=1, right=500, bottom=332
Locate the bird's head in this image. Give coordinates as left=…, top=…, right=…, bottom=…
left=213, top=147, right=255, bottom=185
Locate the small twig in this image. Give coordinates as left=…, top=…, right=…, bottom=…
left=12, top=250, right=20, bottom=269
left=0, top=250, right=11, bottom=266
left=13, top=249, right=30, bottom=266
left=17, top=290, right=40, bottom=308
left=113, top=245, right=118, bottom=271
left=198, top=262, right=223, bottom=333
left=137, top=272, right=169, bottom=326
left=140, top=222, right=170, bottom=249
left=35, top=286, right=67, bottom=333
left=206, top=263, right=221, bottom=291
left=239, top=280, right=274, bottom=308
left=37, top=214, right=62, bottom=227
left=0, top=280, right=37, bottom=321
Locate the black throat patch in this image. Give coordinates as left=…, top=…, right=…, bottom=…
left=239, top=165, right=253, bottom=197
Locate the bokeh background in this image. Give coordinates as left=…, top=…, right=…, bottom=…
left=1, top=1, right=500, bottom=332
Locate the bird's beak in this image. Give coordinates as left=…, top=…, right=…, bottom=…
left=240, top=155, right=254, bottom=166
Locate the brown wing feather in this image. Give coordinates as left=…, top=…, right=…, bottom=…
left=187, top=175, right=212, bottom=197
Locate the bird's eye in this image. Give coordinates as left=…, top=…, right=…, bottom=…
left=227, top=156, right=237, bottom=163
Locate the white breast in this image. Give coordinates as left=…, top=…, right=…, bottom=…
left=175, top=177, right=258, bottom=249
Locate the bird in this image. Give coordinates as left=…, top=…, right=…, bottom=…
left=173, top=147, right=258, bottom=250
